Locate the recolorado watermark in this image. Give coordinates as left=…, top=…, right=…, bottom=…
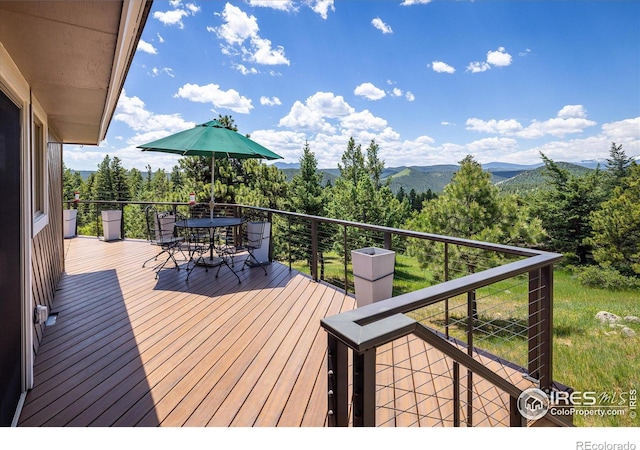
left=576, top=442, right=636, bottom=450
left=517, top=387, right=637, bottom=420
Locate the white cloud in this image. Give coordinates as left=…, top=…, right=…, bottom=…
left=156, top=33, right=165, bottom=43
left=405, top=91, right=415, bottom=102
left=278, top=100, right=336, bottom=133
left=400, top=0, right=433, bottom=5
left=391, top=88, right=403, bottom=97
left=466, top=61, right=491, bottom=73
left=466, top=137, right=519, bottom=156
left=214, top=3, right=259, bottom=46
left=308, top=0, right=335, bottom=19
left=137, top=40, right=157, bottom=55
left=466, top=106, right=597, bottom=139
left=486, top=47, right=512, bottom=67
left=340, top=110, right=388, bottom=131
left=251, top=37, right=290, bottom=65
left=152, top=1, right=199, bottom=29
left=113, top=90, right=194, bottom=134
left=431, top=61, right=456, bottom=74
left=260, top=96, right=282, bottom=106
left=174, top=83, right=254, bottom=114
left=517, top=117, right=598, bottom=139
left=185, top=2, right=200, bottom=14
left=247, top=0, right=298, bottom=12
left=233, top=64, right=258, bottom=75
left=306, top=92, right=355, bottom=118
left=150, top=67, right=175, bottom=78
left=372, top=17, right=393, bottom=34
left=354, top=82, right=386, bottom=101
left=467, top=47, right=512, bottom=73
left=212, top=3, right=290, bottom=66
left=601, top=117, right=640, bottom=140
left=278, top=91, right=360, bottom=132
left=558, top=104, right=587, bottom=119
left=153, top=9, right=189, bottom=28
left=466, top=118, right=523, bottom=135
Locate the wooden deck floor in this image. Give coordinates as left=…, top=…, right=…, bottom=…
left=18, top=237, right=534, bottom=427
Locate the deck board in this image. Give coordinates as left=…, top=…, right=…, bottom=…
left=19, top=237, right=536, bottom=427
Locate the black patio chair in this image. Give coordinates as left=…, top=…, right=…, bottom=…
left=142, top=206, right=186, bottom=278
left=241, top=219, right=268, bottom=276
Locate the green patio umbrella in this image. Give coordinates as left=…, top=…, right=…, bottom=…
left=137, top=120, right=282, bottom=217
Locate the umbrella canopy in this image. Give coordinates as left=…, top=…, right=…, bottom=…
left=137, top=120, right=282, bottom=214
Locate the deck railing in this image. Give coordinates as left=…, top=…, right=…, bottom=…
left=64, top=200, right=569, bottom=426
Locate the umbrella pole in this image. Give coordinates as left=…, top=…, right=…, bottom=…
left=214, top=153, right=216, bottom=219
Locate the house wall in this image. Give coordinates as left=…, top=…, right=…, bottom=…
left=1, top=42, right=65, bottom=421
left=31, top=138, right=64, bottom=353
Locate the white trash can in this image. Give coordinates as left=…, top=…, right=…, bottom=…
left=351, top=247, right=395, bottom=307
left=63, top=209, right=77, bottom=238
left=246, top=221, right=271, bottom=265
left=101, top=210, right=122, bottom=241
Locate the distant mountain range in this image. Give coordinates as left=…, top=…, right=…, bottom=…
left=71, top=160, right=604, bottom=195
left=278, top=160, right=600, bottom=194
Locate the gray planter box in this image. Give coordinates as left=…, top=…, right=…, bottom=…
left=101, top=210, right=122, bottom=241
left=351, top=247, right=395, bottom=307
left=63, top=209, right=77, bottom=238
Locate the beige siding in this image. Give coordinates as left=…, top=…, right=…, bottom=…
left=31, top=138, right=64, bottom=353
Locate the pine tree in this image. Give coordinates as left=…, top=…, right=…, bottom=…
left=532, top=153, right=605, bottom=264
left=588, top=164, right=640, bottom=276
left=605, top=142, right=635, bottom=194
left=407, top=155, right=544, bottom=277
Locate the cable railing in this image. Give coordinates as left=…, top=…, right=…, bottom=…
left=64, top=200, right=569, bottom=427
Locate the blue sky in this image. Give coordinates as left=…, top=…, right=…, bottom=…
left=64, top=0, right=640, bottom=171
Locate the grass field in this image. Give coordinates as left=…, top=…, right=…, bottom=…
left=551, top=270, right=639, bottom=427
left=290, top=253, right=639, bottom=427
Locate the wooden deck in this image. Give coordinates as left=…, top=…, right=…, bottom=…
left=18, top=237, right=535, bottom=427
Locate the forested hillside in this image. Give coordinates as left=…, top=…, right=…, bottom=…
left=65, top=138, right=639, bottom=288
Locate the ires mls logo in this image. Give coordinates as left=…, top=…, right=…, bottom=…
left=517, top=388, right=550, bottom=420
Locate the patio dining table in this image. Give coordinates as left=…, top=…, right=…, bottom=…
left=175, top=216, right=243, bottom=267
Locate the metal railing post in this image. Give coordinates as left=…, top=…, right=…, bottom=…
left=445, top=242, right=450, bottom=338
left=343, top=225, right=348, bottom=292
left=510, top=396, right=525, bottom=426
left=287, top=216, right=292, bottom=271
left=539, top=264, right=554, bottom=391
left=528, top=268, right=541, bottom=380
left=467, top=290, right=475, bottom=426
left=353, top=348, right=376, bottom=427
left=311, top=218, right=318, bottom=281
left=384, top=231, right=392, bottom=250
left=453, top=361, right=460, bottom=427
left=120, top=203, right=126, bottom=239
left=327, top=334, right=349, bottom=427
left=267, top=211, right=273, bottom=262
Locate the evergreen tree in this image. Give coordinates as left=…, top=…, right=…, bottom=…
left=605, top=142, right=635, bottom=194
left=328, top=137, right=409, bottom=255
left=93, top=155, right=114, bottom=201
left=110, top=156, right=130, bottom=201
left=286, top=142, right=330, bottom=272
left=532, top=153, right=605, bottom=264
left=588, top=163, right=640, bottom=276
left=62, top=163, right=84, bottom=203
left=288, top=141, right=325, bottom=216
left=407, top=155, right=544, bottom=280
left=236, top=159, right=287, bottom=209
left=396, top=186, right=406, bottom=203
left=366, top=139, right=384, bottom=190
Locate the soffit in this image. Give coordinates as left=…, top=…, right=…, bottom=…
left=0, top=1, right=149, bottom=144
